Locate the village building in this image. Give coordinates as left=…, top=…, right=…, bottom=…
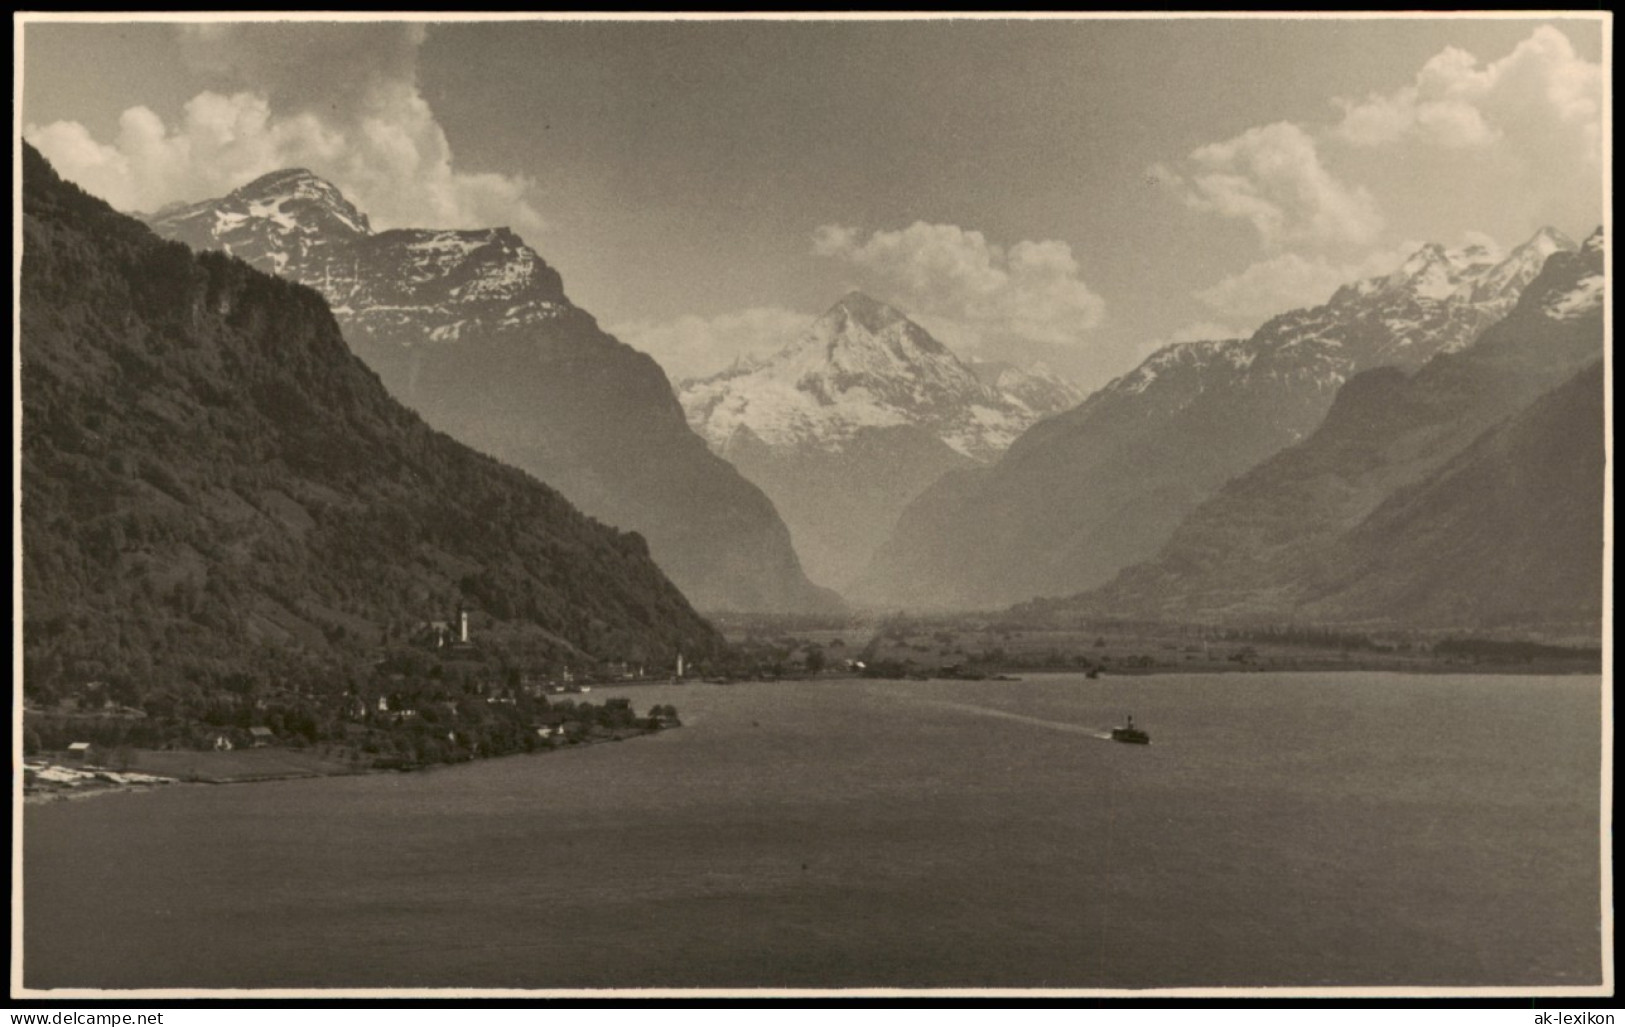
left=248, top=726, right=275, bottom=747
left=415, top=608, right=475, bottom=651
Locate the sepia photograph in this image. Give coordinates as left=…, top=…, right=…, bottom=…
left=11, top=11, right=1611, bottom=998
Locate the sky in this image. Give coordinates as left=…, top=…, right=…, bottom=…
left=20, top=14, right=1609, bottom=390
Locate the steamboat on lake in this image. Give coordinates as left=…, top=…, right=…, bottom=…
left=1111, top=715, right=1150, bottom=745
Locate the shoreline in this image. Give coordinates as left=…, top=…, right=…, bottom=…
left=21, top=725, right=675, bottom=806
left=23, top=666, right=1603, bottom=809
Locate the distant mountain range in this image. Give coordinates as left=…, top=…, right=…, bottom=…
left=852, top=229, right=1581, bottom=612
left=1048, top=230, right=1605, bottom=634
left=679, top=292, right=1081, bottom=588
left=145, top=169, right=837, bottom=614
left=20, top=144, right=720, bottom=693
left=117, top=157, right=1604, bottom=636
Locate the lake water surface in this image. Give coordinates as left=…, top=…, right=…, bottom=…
left=23, top=673, right=1605, bottom=990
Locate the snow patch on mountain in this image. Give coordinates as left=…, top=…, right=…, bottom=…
left=144, top=173, right=568, bottom=347
left=680, top=293, right=1080, bottom=461
left=1545, top=274, right=1605, bottom=320
left=1102, top=228, right=1582, bottom=417
left=1332, top=228, right=1575, bottom=320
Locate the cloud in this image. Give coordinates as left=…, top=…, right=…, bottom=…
left=175, top=23, right=428, bottom=108
left=1158, top=122, right=1384, bottom=250
left=1331, top=26, right=1602, bottom=164
left=610, top=307, right=812, bottom=382
left=1190, top=243, right=1424, bottom=329
left=1152, top=24, right=1600, bottom=350
left=24, top=24, right=542, bottom=237
left=810, top=221, right=1106, bottom=357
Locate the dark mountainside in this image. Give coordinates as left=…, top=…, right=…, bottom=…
left=854, top=231, right=1576, bottom=611
left=1052, top=232, right=1606, bottom=633
left=1300, top=358, right=1604, bottom=631
left=146, top=170, right=837, bottom=614
left=20, top=144, right=721, bottom=697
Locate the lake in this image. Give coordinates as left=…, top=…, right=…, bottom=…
left=21, top=673, right=1606, bottom=991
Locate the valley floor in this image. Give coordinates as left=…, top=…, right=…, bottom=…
left=718, top=616, right=1603, bottom=682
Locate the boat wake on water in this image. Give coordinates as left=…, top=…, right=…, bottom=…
left=901, top=698, right=1119, bottom=740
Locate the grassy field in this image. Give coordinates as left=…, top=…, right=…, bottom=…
left=718, top=615, right=1601, bottom=678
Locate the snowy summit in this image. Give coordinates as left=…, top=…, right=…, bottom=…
left=680, top=292, right=1081, bottom=462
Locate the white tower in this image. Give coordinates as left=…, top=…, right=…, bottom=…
left=676, top=652, right=685, bottom=679
left=459, top=609, right=469, bottom=644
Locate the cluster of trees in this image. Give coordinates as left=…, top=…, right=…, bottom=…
left=23, top=635, right=682, bottom=769
left=857, top=659, right=931, bottom=680
left=1225, top=625, right=1400, bottom=652
left=1432, top=637, right=1601, bottom=663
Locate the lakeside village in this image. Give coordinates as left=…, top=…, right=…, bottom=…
left=22, top=609, right=686, bottom=801
left=23, top=606, right=1602, bottom=801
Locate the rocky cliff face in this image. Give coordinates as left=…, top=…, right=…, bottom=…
left=147, top=169, right=837, bottom=613
left=853, top=230, right=1580, bottom=611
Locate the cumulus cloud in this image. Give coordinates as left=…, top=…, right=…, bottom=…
left=1331, top=25, right=1602, bottom=164
left=1191, top=243, right=1424, bottom=329
left=1157, top=122, right=1384, bottom=250
left=810, top=221, right=1106, bottom=357
left=24, top=23, right=543, bottom=237
left=610, top=307, right=812, bottom=383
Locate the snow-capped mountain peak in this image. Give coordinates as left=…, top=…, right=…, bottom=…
left=1388, top=241, right=1498, bottom=301
left=1085, top=226, right=1582, bottom=436
left=233, top=168, right=372, bottom=236
left=1461, top=226, right=1577, bottom=308
left=680, top=294, right=1077, bottom=460
left=676, top=294, right=1082, bottom=591
left=1332, top=228, right=1577, bottom=312
left=148, top=167, right=372, bottom=274
left=136, top=165, right=835, bottom=614
left=779, top=292, right=969, bottom=391
left=828, top=290, right=910, bottom=334
left=143, top=170, right=569, bottom=341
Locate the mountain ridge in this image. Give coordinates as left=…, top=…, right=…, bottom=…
left=677, top=292, right=1082, bottom=588
left=853, top=228, right=1581, bottom=611
left=145, top=166, right=838, bottom=613
left=21, top=143, right=722, bottom=695
left=681, top=292, right=1080, bottom=461
left=1049, top=228, right=1605, bottom=630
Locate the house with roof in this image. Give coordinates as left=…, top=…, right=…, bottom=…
left=248, top=726, right=275, bottom=748
left=534, top=710, right=570, bottom=739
